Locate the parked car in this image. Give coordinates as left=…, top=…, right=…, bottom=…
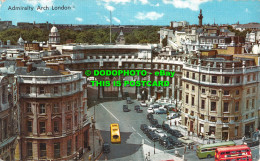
left=154, top=108, right=167, bottom=114
left=149, top=133, right=159, bottom=141
left=123, top=105, right=131, bottom=112
left=136, top=109, right=143, bottom=113
left=140, top=101, right=148, bottom=107
left=155, top=124, right=162, bottom=128
left=150, top=119, right=158, bottom=125
left=163, top=140, right=175, bottom=149
left=154, top=129, right=167, bottom=138
left=135, top=105, right=140, bottom=110
left=167, top=136, right=183, bottom=147
left=103, top=142, right=110, bottom=153
left=150, top=103, right=160, bottom=109
left=126, top=97, right=132, bottom=104
left=162, top=124, right=171, bottom=132
left=167, top=129, right=183, bottom=138
left=178, top=137, right=194, bottom=145
left=147, top=125, right=157, bottom=132
left=147, top=108, right=154, bottom=114
left=166, top=113, right=178, bottom=120
left=140, top=124, right=148, bottom=131
left=147, top=113, right=153, bottom=120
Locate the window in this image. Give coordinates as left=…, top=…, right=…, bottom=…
left=224, top=90, right=229, bottom=95
left=54, top=86, right=58, bottom=94
left=27, top=103, right=32, bottom=113
left=253, top=74, right=256, bottom=81
left=219, top=39, right=224, bottom=43
left=192, top=86, right=195, bottom=91
left=202, top=88, right=205, bottom=94
left=201, top=100, right=205, bottom=110
left=186, top=72, right=189, bottom=78
left=53, top=103, right=59, bottom=113
left=211, top=90, right=216, bottom=95
left=223, top=117, right=229, bottom=123
left=54, top=142, right=60, bottom=159
left=75, top=115, right=78, bottom=126
left=247, top=75, right=250, bottom=82
left=252, top=99, right=255, bottom=109
left=74, top=82, right=77, bottom=90
left=2, top=118, right=7, bottom=139
left=191, top=96, right=195, bottom=106
left=252, top=88, right=255, bottom=93
left=40, top=86, right=44, bottom=94
left=39, top=121, right=46, bottom=133
left=67, top=140, right=72, bottom=156
left=39, top=143, right=46, bottom=159
left=192, top=73, right=195, bottom=79
left=185, top=108, right=188, bottom=113
left=236, top=76, right=240, bottom=83
left=27, top=142, right=33, bottom=158
left=210, top=117, right=216, bottom=122
left=39, top=104, right=45, bottom=114
left=236, top=90, right=239, bottom=95
left=251, top=113, right=254, bottom=118
left=66, top=85, right=70, bottom=92
left=211, top=102, right=216, bottom=111
left=235, top=117, right=238, bottom=122
left=27, top=121, right=32, bottom=133
left=67, top=102, right=71, bottom=111
left=224, top=102, right=229, bottom=112
left=66, top=118, right=71, bottom=130
left=186, top=95, right=189, bottom=104
left=54, top=121, right=59, bottom=133
left=202, top=75, right=206, bottom=82
left=224, top=77, right=230, bottom=84
left=246, top=115, right=248, bottom=119
left=74, top=100, right=78, bottom=109
left=212, top=76, right=217, bottom=83
left=235, top=102, right=239, bottom=112
left=190, top=111, right=194, bottom=116
left=246, top=100, right=249, bottom=109
left=200, top=114, right=204, bottom=120
left=26, top=86, right=30, bottom=94
left=186, top=84, right=189, bottom=89
left=247, top=89, right=250, bottom=94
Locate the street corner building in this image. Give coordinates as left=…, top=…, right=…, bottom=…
left=12, top=61, right=90, bottom=160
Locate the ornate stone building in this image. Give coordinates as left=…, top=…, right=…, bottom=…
left=48, top=26, right=60, bottom=45
left=15, top=64, right=89, bottom=160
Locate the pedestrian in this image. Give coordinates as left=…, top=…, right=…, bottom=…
left=170, top=120, right=172, bottom=126
left=184, top=146, right=186, bottom=154
left=175, top=120, right=177, bottom=126
left=242, top=136, right=246, bottom=144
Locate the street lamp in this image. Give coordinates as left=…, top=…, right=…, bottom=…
left=92, top=100, right=96, bottom=158
left=154, top=140, right=155, bottom=154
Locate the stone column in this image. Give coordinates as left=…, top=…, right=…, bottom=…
left=177, top=76, right=180, bottom=101
left=33, top=103, right=38, bottom=136
left=62, top=101, right=66, bottom=135
left=172, top=77, right=175, bottom=100
left=118, top=76, right=122, bottom=99
left=148, top=75, right=151, bottom=100
left=166, top=76, right=169, bottom=99
left=137, top=75, right=141, bottom=100
left=46, top=103, right=52, bottom=136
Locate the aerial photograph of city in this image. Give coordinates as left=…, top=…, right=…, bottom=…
left=0, top=0, right=259, bottom=160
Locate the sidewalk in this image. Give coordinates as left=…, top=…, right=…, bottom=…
left=82, top=128, right=104, bottom=161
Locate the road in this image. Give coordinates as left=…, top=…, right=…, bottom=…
left=87, top=97, right=260, bottom=161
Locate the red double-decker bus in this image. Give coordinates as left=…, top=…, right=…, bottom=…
left=215, top=145, right=252, bottom=161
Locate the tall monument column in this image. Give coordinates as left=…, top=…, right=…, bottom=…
left=198, top=9, right=203, bottom=26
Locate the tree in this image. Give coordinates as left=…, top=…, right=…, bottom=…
left=162, top=37, right=167, bottom=47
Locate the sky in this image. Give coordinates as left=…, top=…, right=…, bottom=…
left=0, top=0, right=259, bottom=26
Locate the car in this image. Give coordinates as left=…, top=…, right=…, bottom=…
left=162, top=124, right=171, bottom=131
left=149, top=133, right=159, bottom=141
left=163, top=140, right=175, bottom=149
left=135, top=105, right=140, bottom=110
left=155, top=124, right=162, bottom=128
left=140, top=124, right=148, bottom=131
left=103, top=142, right=110, bottom=153
left=147, top=131, right=155, bottom=139
left=166, top=113, right=178, bottom=120
left=147, top=108, right=154, bottom=114
left=167, top=129, right=183, bottom=137
left=149, top=103, right=160, bottom=109
left=123, top=105, right=131, bottom=112
left=126, top=97, right=132, bottom=104
left=154, top=129, right=167, bottom=137
left=147, top=113, right=153, bottom=120
left=140, top=101, right=148, bottom=107
left=159, top=136, right=168, bottom=145
left=150, top=119, right=158, bottom=125
left=154, top=108, right=167, bottom=114
left=147, top=125, right=157, bottom=132
left=178, top=137, right=194, bottom=145
left=136, top=109, right=143, bottom=113
left=167, top=136, right=183, bottom=147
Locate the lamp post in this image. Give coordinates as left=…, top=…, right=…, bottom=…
left=154, top=140, right=155, bottom=154
left=92, top=100, right=96, bottom=158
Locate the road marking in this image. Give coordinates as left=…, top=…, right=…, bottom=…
left=145, top=139, right=151, bottom=144
left=132, top=127, right=136, bottom=131
left=137, top=132, right=143, bottom=137
left=100, top=103, right=120, bottom=122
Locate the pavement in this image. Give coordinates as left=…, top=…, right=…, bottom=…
left=82, top=128, right=104, bottom=161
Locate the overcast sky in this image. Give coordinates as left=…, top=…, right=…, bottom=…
left=0, top=0, right=259, bottom=26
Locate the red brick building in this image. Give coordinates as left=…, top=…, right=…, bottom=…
left=15, top=64, right=89, bottom=160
